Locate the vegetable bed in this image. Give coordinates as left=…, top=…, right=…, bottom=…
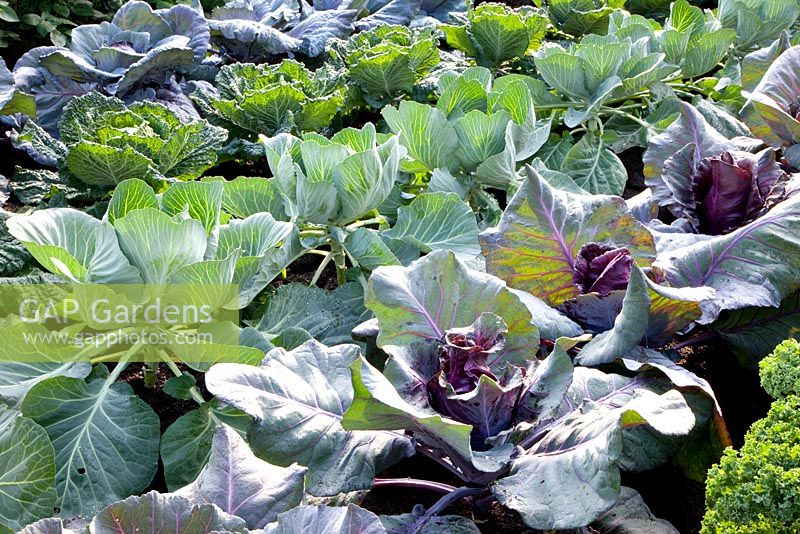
left=0, top=0, right=798, bottom=532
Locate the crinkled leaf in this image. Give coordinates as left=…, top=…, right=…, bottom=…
left=252, top=282, right=368, bottom=346
left=66, top=141, right=154, bottom=187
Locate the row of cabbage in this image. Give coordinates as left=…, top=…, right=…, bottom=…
left=2, top=0, right=800, bottom=532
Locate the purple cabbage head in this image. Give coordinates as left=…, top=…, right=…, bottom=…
left=425, top=313, right=525, bottom=450
left=573, top=243, right=633, bottom=296
left=691, top=150, right=787, bottom=235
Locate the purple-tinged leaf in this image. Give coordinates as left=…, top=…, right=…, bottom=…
left=644, top=103, right=735, bottom=220
left=343, top=355, right=501, bottom=477
left=428, top=370, right=524, bottom=450
left=573, top=243, right=633, bottom=296
left=654, top=194, right=800, bottom=322
left=264, top=504, right=385, bottom=534
left=691, top=149, right=787, bottom=235
left=561, top=268, right=711, bottom=350
left=365, top=250, right=540, bottom=366
left=91, top=491, right=248, bottom=533
left=439, top=313, right=505, bottom=392
left=175, top=425, right=306, bottom=529
left=480, top=166, right=655, bottom=306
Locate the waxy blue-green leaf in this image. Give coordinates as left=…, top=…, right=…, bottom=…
left=175, top=425, right=306, bottom=529
left=0, top=407, right=56, bottom=531
left=21, top=374, right=160, bottom=517
left=384, top=192, right=480, bottom=257
left=343, top=356, right=484, bottom=474
left=0, top=362, right=91, bottom=408
left=264, top=504, right=385, bottom=534
left=717, top=0, right=800, bottom=52
left=205, top=341, right=413, bottom=497
left=592, top=486, right=678, bottom=533
left=381, top=513, right=481, bottom=534
left=493, top=401, right=623, bottom=530
left=262, top=127, right=403, bottom=226
left=160, top=400, right=250, bottom=491
left=654, top=195, right=800, bottom=323
left=161, top=181, right=224, bottom=236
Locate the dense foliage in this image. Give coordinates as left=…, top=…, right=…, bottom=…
left=702, top=339, right=800, bottom=533
left=0, top=0, right=799, bottom=531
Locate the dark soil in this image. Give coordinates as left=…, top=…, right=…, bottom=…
left=118, top=363, right=210, bottom=494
